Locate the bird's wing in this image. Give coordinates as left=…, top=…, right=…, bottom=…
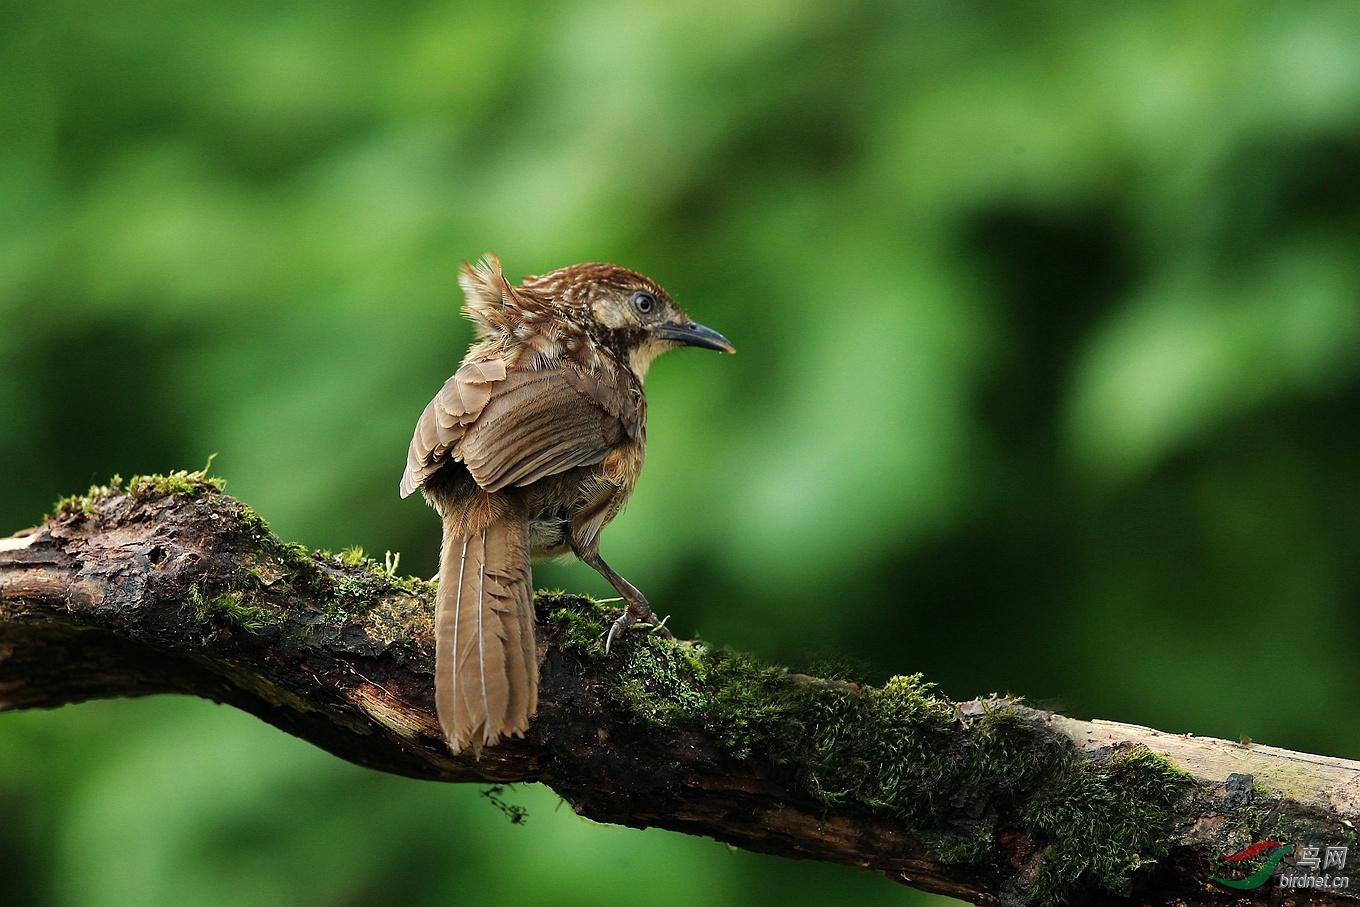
left=457, top=365, right=640, bottom=493
left=400, top=357, right=507, bottom=497
left=401, top=357, right=641, bottom=498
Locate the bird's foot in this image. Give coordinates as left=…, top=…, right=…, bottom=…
left=604, top=602, right=674, bottom=653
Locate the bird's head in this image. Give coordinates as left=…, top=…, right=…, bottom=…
left=559, top=264, right=733, bottom=375
left=515, top=259, right=735, bottom=378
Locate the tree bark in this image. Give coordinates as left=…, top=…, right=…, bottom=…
left=1, top=474, right=1357, bottom=906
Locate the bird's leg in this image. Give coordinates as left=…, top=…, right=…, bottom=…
left=578, top=550, right=674, bottom=652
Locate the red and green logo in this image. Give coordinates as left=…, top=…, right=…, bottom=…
left=1209, top=841, right=1292, bottom=889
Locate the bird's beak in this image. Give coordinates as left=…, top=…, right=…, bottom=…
left=651, top=320, right=736, bottom=353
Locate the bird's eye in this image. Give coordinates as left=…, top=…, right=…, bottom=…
left=630, top=292, right=655, bottom=314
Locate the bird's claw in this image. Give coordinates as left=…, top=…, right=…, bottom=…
left=604, top=612, right=632, bottom=654
left=604, top=607, right=674, bottom=654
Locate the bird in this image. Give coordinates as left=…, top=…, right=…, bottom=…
left=400, top=253, right=734, bottom=756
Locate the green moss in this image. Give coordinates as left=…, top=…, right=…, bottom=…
left=286, top=545, right=434, bottom=621
left=923, top=826, right=997, bottom=866
left=247, top=540, right=407, bottom=624
left=48, top=462, right=225, bottom=521
left=189, top=585, right=277, bottom=631
left=49, top=475, right=125, bottom=520
left=127, top=457, right=226, bottom=500
left=265, top=541, right=330, bottom=596
left=127, top=470, right=224, bottom=500
left=1023, top=747, right=1193, bottom=903
left=543, top=595, right=1197, bottom=905
left=232, top=501, right=272, bottom=541
left=545, top=595, right=617, bottom=653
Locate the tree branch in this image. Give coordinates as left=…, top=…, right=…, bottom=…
left=2, top=474, right=1357, bottom=905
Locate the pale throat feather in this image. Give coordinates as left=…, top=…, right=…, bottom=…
left=627, top=337, right=672, bottom=380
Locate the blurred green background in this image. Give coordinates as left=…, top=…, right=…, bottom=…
left=3, top=2, right=1360, bottom=905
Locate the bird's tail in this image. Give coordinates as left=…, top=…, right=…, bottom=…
left=435, top=506, right=537, bottom=756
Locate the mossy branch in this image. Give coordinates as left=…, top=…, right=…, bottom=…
left=2, top=475, right=1358, bottom=906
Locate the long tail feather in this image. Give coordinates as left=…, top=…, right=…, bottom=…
left=435, top=515, right=536, bottom=756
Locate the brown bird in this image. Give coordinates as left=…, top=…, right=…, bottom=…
left=401, top=253, right=734, bottom=755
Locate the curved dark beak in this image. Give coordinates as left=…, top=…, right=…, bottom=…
left=652, top=320, right=736, bottom=353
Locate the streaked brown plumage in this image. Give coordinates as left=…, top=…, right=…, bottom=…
left=401, top=253, right=734, bottom=755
